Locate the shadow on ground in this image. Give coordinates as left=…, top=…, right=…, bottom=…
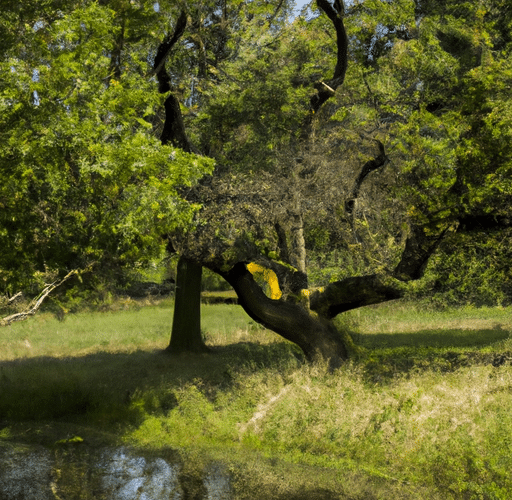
left=355, top=326, right=510, bottom=350
left=1, top=325, right=509, bottom=428
left=0, top=341, right=301, bottom=429
left=353, top=327, right=512, bottom=382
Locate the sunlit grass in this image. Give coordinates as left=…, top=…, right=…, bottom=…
left=343, top=300, right=512, bottom=334
left=0, top=299, right=276, bottom=360
left=1, top=300, right=512, bottom=498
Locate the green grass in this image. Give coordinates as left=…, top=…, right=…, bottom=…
left=1, top=300, right=512, bottom=498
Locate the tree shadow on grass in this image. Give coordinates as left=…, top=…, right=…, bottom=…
left=2, top=326, right=510, bottom=442
left=353, top=326, right=512, bottom=383
left=355, top=326, right=511, bottom=350
left=0, top=341, right=300, bottom=446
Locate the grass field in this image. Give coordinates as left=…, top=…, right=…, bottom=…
left=1, top=299, right=512, bottom=499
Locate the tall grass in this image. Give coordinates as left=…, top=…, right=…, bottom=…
left=1, top=300, right=512, bottom=498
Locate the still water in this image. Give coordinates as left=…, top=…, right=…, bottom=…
left=0, top=446, right=231, bottom=499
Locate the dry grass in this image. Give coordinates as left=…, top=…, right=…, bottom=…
left=1, top=300, right=512, bottom=498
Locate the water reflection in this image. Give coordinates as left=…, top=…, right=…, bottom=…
left=0, top=446, right=231, bottom=500
left=0, top=448, right=53, bottom=500
left=100, top=449, right=183, bottom=499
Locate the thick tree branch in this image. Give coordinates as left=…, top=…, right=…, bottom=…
left=153, top=10, right=197, bottom=153
left=457, top=214, right=512, bottom=232
left=300, top=0, right=348, bottom=140
left=317, top=0, right=347, bottom=83
left=306, top=223, right=449, bottom=320
left=161, top=94, right=194, bottom=153
left=310, top=274, right=403, bottom=319
left=220, top=262, right=348, bottom=363
left=393, top=224, right=450, bottom=281
left=152, top=10, right=187, bottom=86
left=345, top=139, right=388, bottom=215
left=310, top=0, right=348, bottom=111
left=304, top=225, right=448, bottom=320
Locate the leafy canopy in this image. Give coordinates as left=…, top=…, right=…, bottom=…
left=0, top=0, right=213, bottom=291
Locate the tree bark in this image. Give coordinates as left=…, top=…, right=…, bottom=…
left=152, top=11, right=207, bottom=353
left=309, top=275, right=403, bottom=319
left=394, top=224, right=449, bottom=281
left=345, top=140, right=388, bottom=216
left=220, top=262, right=348, bottom=367
left=289, top=212, right=307, bottom=276
left=166, top=257, right=207, bottom=353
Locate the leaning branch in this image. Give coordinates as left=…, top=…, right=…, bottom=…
left=393, top=224, right=450, bottom=281
left=310, top=274, right=403, bottom=319
left=345, top=140, right=388, bottom=215
left=220, top=262, right=348, bottom=362
left=152, top=10, right=188, bottom=85
left=0, top=270, right=78, bottom=327
left=307, top=224, right=450, bottom=319
left=8, top=291, right=22, bottom=304
left=301, top=0, right=349, bottom=138
left=316, top=0, right=348, bottom=86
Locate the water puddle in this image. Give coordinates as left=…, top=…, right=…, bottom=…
left=0, top=446, right=232, bottom=499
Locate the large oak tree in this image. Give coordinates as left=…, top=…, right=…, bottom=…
left=159, top=0, right=512, bottom=366
left=2, top=1, right=512, bottom=366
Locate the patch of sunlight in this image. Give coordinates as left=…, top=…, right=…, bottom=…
left=247, top=263, right=282, bottom=300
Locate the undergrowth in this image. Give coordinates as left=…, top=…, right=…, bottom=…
left=1, top=301, right=512, bottom=499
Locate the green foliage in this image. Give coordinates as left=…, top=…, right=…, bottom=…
left=457, top=56, right=512, bottom=212
left=307, top=0, right=512, bottom=306
left=307, top=249, right=368, bottom=287
left=5, top=0, right=510, bottom=308
left=410, top=231, right=512, bottom=307
left=0, top=1, right=213, bottom=292
left=191, top=12, right=320, bottom=172
left=201, top=267, right=232, bottom=291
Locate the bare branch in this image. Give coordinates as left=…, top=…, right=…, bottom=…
left=268, top=0, right=285, bottom=27
left=8, top=292, right=22, bottom=304
left=316, top=0, right=348, bottom=86
left=1, top=269, right=79, bottom=327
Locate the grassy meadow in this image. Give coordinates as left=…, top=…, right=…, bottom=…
left=1, top=299, right=512, bottom=499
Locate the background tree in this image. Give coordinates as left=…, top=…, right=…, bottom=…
left=0, top=0, right=213, bottom=299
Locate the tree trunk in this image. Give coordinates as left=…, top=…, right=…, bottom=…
left=153, top=12, right=207, bottom=354
left=213, top=221, right=448, bottom=365
left=289, top=211, right=307, bottom=276
left=166, top=256, right=208, bottom=354
left=220, top=262, right=348, bottom=367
